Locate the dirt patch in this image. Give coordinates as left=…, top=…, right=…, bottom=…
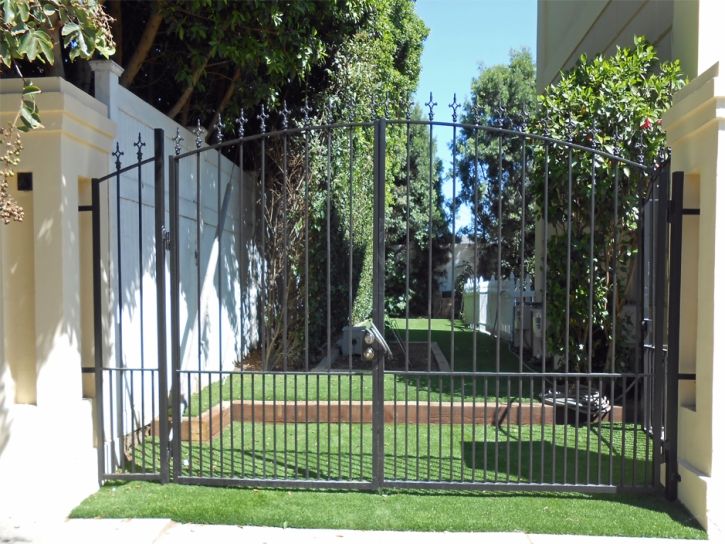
left=330, top=341, right=443, bottom=371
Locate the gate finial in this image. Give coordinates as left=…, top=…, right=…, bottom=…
left=518, top=103, right=529, bottom=132
left=472, top=96, right=483, bottom=126
left=542, top=107, right=552, bottom=137
left=613, top=127, right=622, bottom=157
left=257, top=103, right=269, bottom=134
left=133, top=133, right=146, bottom=162
left=449, top=94, right=460, bottom=123
left=565, top=111, right=574, bottom=143
left=384, top=92, right=390, bottom=120
left=635, top=132, right=646, bottom=164
left=213, top=113, right=226, bottom=144
left=235, top=108, right=248, bottom=138
left=425, top=92, right=437, bottom=121
left=401, top=92, right=413, bottom=121
left=301, top=98, right=313, bottom=127
left=370, top=93, right=377, bottom=122
left=495, top=99, right=507, bottom=128
left=193, top=120, right=206, bottom=149
left=112, top=142, right=124, bottom=171
left=347, top=97, right=356, bottom=123
left=324, top=97, right=333, bottom=125
left=281, top=100, right=291, bottom=130
left=173, top=128, right=184, bottom=156
left=590, top=118, right=599, bottom=150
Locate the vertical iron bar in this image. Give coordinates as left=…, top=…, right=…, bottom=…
left=451, top=122, right=456, bottom=370
left=283, top=133, right=288, bottom=371
left=406, top=120, right=411, bottom=369
left=496, top=132, right=503, bottom=372
left=589, top=157, right=596, bottom=373
left=218, top=149, right=222, bottom=374
left=541, top=141, right=549, bottom=483
left=372, top=119, right=386, bottom=489
left=261, top=136, right=267, bottom=370
left=304, top=130, right=310, bottom=372
left=153, top=129, right=169, bottom=483
left=137, top=145, right=147, bottom=475
left=169, top=155, right=181, bottom=481
left=196, top=152, right=201, bottom=380
left=428, top=121, right=434, bottom=371
left=666, top=171, right=684, bottom=500
left=565, top=146, right=572, bottom=373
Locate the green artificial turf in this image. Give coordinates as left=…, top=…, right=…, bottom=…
left=70, top=482, right=706, bottom=539
left=133, top=422, right=651, bottom=486
left=186, top=319, right=539, bottom=416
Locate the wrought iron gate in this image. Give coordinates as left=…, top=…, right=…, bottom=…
left=93, top=105, right=684, bottom=497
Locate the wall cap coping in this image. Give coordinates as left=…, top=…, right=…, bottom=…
left=662, top=62, right=725, bottom=146
left=673, top=62, right=720, bottom=106
left=89, top=59, right=124, bottom=77
left=0, top=77, right=107, bottom=117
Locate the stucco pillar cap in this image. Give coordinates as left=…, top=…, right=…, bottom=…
left=89, top=60, right=124, bottom=78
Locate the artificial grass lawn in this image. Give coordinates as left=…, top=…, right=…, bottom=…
left=134, top=421, right=652, bottom=487
left=70, top=481, right=706, bottom=539
left=186, top=319, right=537, bottom=416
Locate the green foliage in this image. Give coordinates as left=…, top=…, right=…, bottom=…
left=385, top=106, right=450, bottom=317
left=531, top=37, right=686, bottom=371
left=456, top=48, right=537, bottom=280
left=0, top=0, right=114, bottom=66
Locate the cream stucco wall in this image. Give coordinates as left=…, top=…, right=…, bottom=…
left=0, top=78, right=115, bottom=518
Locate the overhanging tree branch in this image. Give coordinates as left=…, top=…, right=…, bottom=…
left=119, top=2, right=163, bottom=88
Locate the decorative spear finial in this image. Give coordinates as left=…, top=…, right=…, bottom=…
left=565, top=111, right=574, bottom=143
left=519, top=103, right=529, bottom=132
left=542, top=107, right=551, bottom=137
left=213, top=113, right=226, bottom=144
left=235, top=108, right=248, bottom=138
left=193, top=119, right=206, bottom=149
left=402, top=92, right=414, bottom=121
left=449, top=93, right=460, bottom=123
left=495, top=99, right=507, bottom=128
left=613, top=126, right=622, bottom=157
left=590, top=118, right=599, bottom=150
left=370, top=93, right=377, bottom=122
left=635, top=132, right=645, bottom=164
left=112, top=142, right=124, bottom=171
left=324, top=97, right=333, bottom=125
left=133, top=133, right=146, bottom=162
left=281, top=100, right=291, bottom=130
left=347, top=97, right=356, bottom=123
left=425, top=92, right=437, bottom=122
left=301, top=98, right=313, bottom=127
left=173, top=128, right=184, bottom=156
left=384, top=92, right=390, bottom=120
left=257, top=103, right=269, bottom=134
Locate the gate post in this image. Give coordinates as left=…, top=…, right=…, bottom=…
left=652, top=162, right=670, bottom=490
left=92, top=177, right=105, bottom=484
left=372, top=118, right=386, bottom=489
left=169, top=152, right=182, bottom=482
left=666, top=171, right=685, bottom=500
left=153, top=129, right=170, bottom=484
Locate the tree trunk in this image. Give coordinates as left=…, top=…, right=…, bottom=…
left=206, top=67, right=241, bottom=138
left=47, top=15, right=65, bottom=78
left=107, top=0, right=123, bottom=66
left=167, top=52, right=212, bottom=120
left=119, top=2, right=163, bottom=88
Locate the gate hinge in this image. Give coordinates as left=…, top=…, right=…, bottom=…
left=161, top=227, right=171, bottom=251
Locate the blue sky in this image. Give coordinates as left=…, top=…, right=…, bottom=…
left=412, top=0, right=537, bottom=230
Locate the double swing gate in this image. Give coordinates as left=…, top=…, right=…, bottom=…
left=92, top=104, right=685, bottom=498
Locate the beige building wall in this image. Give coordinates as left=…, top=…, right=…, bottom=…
left=0, top=78, right=116, bottom=519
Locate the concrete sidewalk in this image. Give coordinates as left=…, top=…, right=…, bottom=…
left=0, top=516, right=710, bottom=544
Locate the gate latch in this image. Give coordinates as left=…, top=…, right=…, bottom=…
left=161, top=227, right=171, bottom=251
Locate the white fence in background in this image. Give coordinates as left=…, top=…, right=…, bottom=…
left=461, top=273, right=535, bottom=341
left=90, top=61, right=259, bottom=468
